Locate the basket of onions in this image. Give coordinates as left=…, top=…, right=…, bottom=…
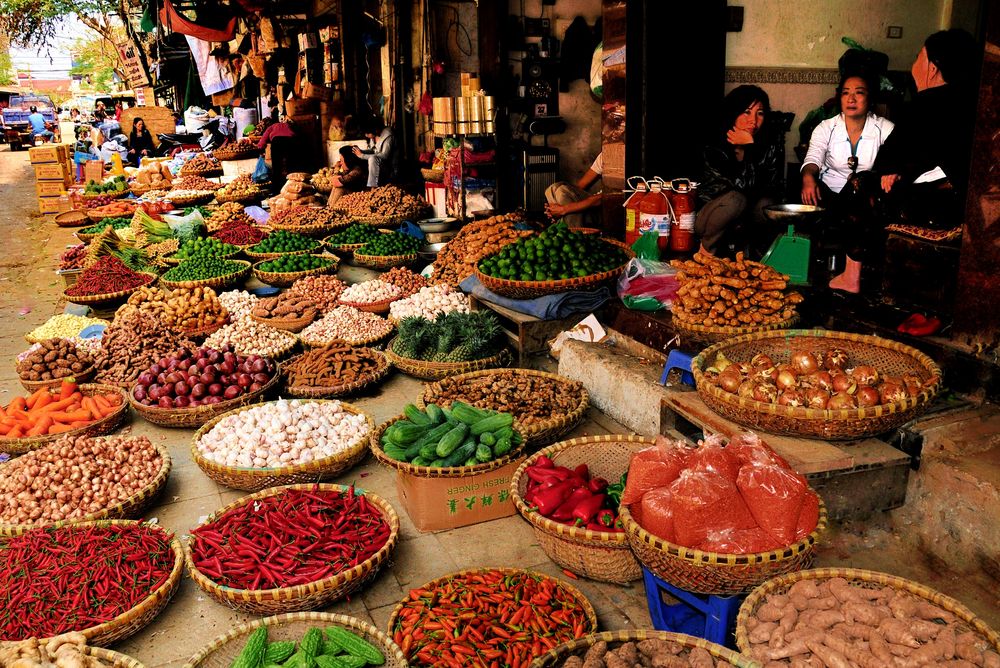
left=128, top=346, right=280, bottom=429
left=692, top=329, right=942, bottom=440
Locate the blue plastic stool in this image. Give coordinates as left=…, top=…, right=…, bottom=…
left=642, top=566, right=744, bottom=648
left=659, top=349, right=695, bottom=387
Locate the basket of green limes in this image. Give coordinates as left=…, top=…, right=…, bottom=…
left=324, top=224, right=384, bottom=257
left=245, top=230, right=323, bottom=261
left=352, top=231, right=421, bottom=270
left=163, top=237, right=243, bottom=265
left=252, top=255, right=339, bottom=287
left=161, top=258, right=252, bottom=290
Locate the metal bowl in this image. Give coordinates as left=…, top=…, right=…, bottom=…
left=417, top=217, right=456, bottom=233
left=763, top=204, right=826, bottom=222
left=419, top=242, right=447, bottom=260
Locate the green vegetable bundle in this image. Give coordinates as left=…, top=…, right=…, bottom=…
left=381, top=402, right=520, bottom=468
left=80, top=217, right=132, bottom=235
left=163, top=256, right=245, bottom=281
left=325, top=224, right=382, bottom=245
left=357, top=231, right=421, bottom=257
left=231, top=625, right=386, bottom=668
left=170, top=237, right=240, bottom=260
left=258, top=255, right=334, bottom=273
left=392, top=312, right=504, bottom=362
left=251, top=230, right=320, bottom=254
left=479, top=221, right=628, bottom=282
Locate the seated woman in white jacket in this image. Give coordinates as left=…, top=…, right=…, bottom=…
left=799, top=71, right=894, bottom=293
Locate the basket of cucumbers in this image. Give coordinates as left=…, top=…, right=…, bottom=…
left=183, top=613, right=406, bottom=668
left=370, top=401, right=524, bottom=478
left=252, top=255, right=338, bottom=288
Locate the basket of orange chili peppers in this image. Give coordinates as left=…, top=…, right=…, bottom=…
left=510, top=435, right=650, bottom=584
left=388, top=567, right=597, bottom=668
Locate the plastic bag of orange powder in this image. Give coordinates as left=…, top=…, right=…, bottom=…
left=669, top=470, right=757, bottom=548
left=736, top=463, right=808, bottom=545
left=621, top=436, right=689, bottom=507
left=638, top=488, right=676, bottom=542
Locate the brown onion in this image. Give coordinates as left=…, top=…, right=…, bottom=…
left=857, top=386, right=881, bottom=407
left=777, top=389, right=805, bottom=407
left=718, top=367, right=743, bottom=393
left=850, top=365, right=879, bottom=386
left=750, top=353, right=775, bottom=370
left=880, top=381, right=908, bottom=404
left=828, top=392, right=857, bottom=410
left=831, top=373, right=857, bottom=395
left=791, top=351, right=819, bottom=375
left=776, top=370, right=798, bottom=391
left=752, top=382, right=778, bottom=403
left=824, top=348, right=849, bottom=370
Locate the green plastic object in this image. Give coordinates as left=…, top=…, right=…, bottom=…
left=761, top=225, right=811, bottom=285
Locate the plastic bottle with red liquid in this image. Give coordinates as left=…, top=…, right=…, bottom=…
left=623, top=179, right=649, bottom=248
left=638, top=181, right=672, bottom=256
left=668, top=178, right=697, bottom=252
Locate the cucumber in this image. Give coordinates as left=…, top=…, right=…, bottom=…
left=382, top=443, right=408, bottom=461
left=429, top=458, right=446, bottom=467
left=464, top=456, right=479, bottom=467
left=411, top=456, right=428, bottom=466
left=425, top=403, right=444, bottom=424
left=390, top=422, right=430, bottom=444
left=479, top=432, right=496, bottom=447
left=435, top=422, right=469, bottom=458
left=475, top=443, right=493, bottom=462
left=440, top=405, right=454, bottom=422
left=404, top=421, right=454, bottom=460
left=450, top=401, right=489, bottom=424
left=493, top=436, right=513, bottom=456
left=442, top=439, right=476, bottom=467
left=403, top=404, right=432, bottom=426
left=470, top=413, right=513, bottom=436
left=419, top=442, right=439, bottom=460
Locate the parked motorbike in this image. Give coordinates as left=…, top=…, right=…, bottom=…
left=155, top=133, right=202, bottom=157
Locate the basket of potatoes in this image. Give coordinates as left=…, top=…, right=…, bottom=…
left=17, top=339, right=96, bottom=390
left=250, top=294, right=319, bottom=333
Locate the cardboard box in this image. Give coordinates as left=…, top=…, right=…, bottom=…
left=424, top=182, right=447, bottom=218
left=222, top=157, right=259, bottom=179
left=35, top=180, right=66, bottom=197
left=34, top=162, right=71, bottom=182
left=29, top=144, right=68, bottom=164
left=395, top=458, right=524, bottom=532
left=83, top=160, right=105, bottom=184
left=38, top=195, right=62, bottom=214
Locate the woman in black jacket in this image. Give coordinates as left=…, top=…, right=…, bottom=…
left=128, top=117, right=156, bottom=166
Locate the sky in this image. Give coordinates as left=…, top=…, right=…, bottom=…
left=9, top=16, right=89, bottom=80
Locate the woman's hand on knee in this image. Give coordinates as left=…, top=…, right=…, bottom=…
left=801, top=177, right=821, bottom=206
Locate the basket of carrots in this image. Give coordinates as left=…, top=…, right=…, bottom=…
left=0, top=381, right=129, bottom=456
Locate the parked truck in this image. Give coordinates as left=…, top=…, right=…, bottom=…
left=2, top=94, right=57, bottom=150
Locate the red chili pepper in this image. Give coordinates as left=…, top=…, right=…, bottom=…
left=571, top=493, right=606, bottom=526
left=530, top=479, right=576, bottom=516
left=596, top=508, right=616, bottom=527
left=550, top=487, right=593, bottom=522
left=588, top=477, right=609, bottom=493
left=573, top=463, right=589, bottom=480
left=533, top=455, right=555, bottom=469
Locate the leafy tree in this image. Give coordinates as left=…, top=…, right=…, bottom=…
left=70, top=33, right=122, bottom=91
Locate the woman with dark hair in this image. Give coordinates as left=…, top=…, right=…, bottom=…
left=354, top=116, right=398, bottom=187
left=695, top=85, right=784, bottom=254
left=127, top=117, right=155, bottom=166
left=327, top=145, right=370, bottom=206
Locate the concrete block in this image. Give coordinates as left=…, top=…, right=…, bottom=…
left=557, top=339, right=669, bottom=436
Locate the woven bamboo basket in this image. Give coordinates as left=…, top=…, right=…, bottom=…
left=352, top=252, right=418, bottom=270
left=692, top=329, right=943, bottom=440
left=63, top=273, right=158, bottom=307
left=215, top=189, right=267, bottom=205
left=160, top=260, right=252, bottom=290
left=34, top=520, right=184, bottom=647
left=386, top=567, right=598, bottom=663
left=87, top=206, right=137, bottom=223
left=179, top=165, right=223, bottom=178
left=735, top=567, right=1000, bottom=661
left=0, top=442, right=172, bottom=540
left=244, top=245, right=321, bottom=261
left=421, top=168, right=445, bottom=183
left=282, top=349, right=391, bottom=399
left=531, top=630, right=758, bottom=668
left=162, top=247, right=242, bottom=266
left=384, top=338, right=510, bottom=380
left=298, top=325, right=395, bottom=350
left=474, top=239, right=634, bottom=299
left=252, top=258, right=338, bottom=288
left=167, top=192, right=215, bottom=207
left=129, top=183, right=155, bottom=196
left=251, top=309, right=318, bottom=333
left=0, top=384, right=130, bottom=456
left=324, top=241, right=366, bottom=256
left=179, top=318, right=229, bottom=341
left=419, top=368, right=590, bottom=448
left=182, top=613, right=407, bottom=668
left=675, top=314, right=800, bottom=348
left=55, top=210, right=90, bottom=227
left=618, top=498, right=828, bottom=596
left=19, top=364, right=96, bottom=391
left=213, top=146, right=261, bottom=161
left=336, top=295, right=399, bottom=314
left=85, top=647, right=147, bottom=668
left=191, top=400, right=374, bottom=491
left=75, top=230, right=100, bottom=243
left=370, top=414, right=525, bottom=478
left=128, top=370, right=279, bottom=428
left=511, top=435, right=653, bottom=583
left=184, top=484, right=399, bottom=614
left=270, top=221, right=351, bottom=239
left=80, top=190, right=129, bottom=205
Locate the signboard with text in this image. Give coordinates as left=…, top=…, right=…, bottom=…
left=117, top=43, right=150, bottom=88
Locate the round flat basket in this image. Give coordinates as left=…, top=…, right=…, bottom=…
left=129, top=184, right=153, bottom=196
left=180, top=166, right=223, bottom=178
left=352, top=252, right=417, bottom=270
left=324, top=241, right=365, bottom=256
left=167, top=192, right=215, bottom=208
left=531, top=630, right=755, bottom=668
left=81, top=190, right=129, bottom=206
left=184, top=484, right=399, bottom=614
left=191, top=400, right=374, bottom=491
left=252, top=259, right=337, bottom=288
left=179, top=318, right=229, bottom=341
left=75, top=230, right=99, bottom=243
left=87, top=207, right=136, bottom=223
left=270, top=221, right=350, bottom=239
left=618, top=500, right=827, bottom=596
left=251, top=310, right=318, bottom=333
left=336, top=295, right=398, bottom=314
left=213, top=147, right=261, bottom=161
left=675, top=314, right=800, bottom=348
left=0, top=383, right=130, bottom=456
left=735, top=567, right=1000, bottom=662
left=14, top=520, right=184, bottom=647
left=369, top=414, right=525, bottom=479
left=129, top=370, right=278, bottom=429
left=298, top=326, right=395, bottom=350
left=85, top=647, right=147, bottom=668
left=244, top=246, right=321, bottom=261
left=0, top=442, right=172, bottom=540
left=511, top=435, right=653, bottom=584
left=282, top=349, right=391, bottom=399
left=55, top=210, right=90, bottom=227
left=19, top=364, right=96, bottom=391
left=215, top=189, right=267, bottom=205
left=420, top=168, right=445, bottom=183
left=474, top=239, right=634, bottom=299
left=162, top=248, right=243, bottom=266
left=419, top=368, right=589, bottom=447
left=160, top=260, right=252, bottom=290
left=384, top=338, right=510, bottom=381
left=692, top=329, right=943, bottom=440
left=182, top=612, right=406, bottom=668
left=387, top=567, right=597, bottom=666
left=63, top=273, right=158, bottom=307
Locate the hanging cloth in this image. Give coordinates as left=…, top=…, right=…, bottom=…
left=185, top=34, right=236, bottom=96
left=160, top=0, right=237, bottom=42
left=140, top=0, right=156, bottom=33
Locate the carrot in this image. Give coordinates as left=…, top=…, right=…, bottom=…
left=104, top=392, right=123, bottom=407
left=94, top=394, right=115, bottom=411
left=9, top=396, right=26, bottom=413
left=81, top=397, right=99, bottom=418
left=26, top=416, right=53, bottom=437
left=47, top=410, right=92, bottom=423
left=33, top=391, right=54, bottom=411
left=67, top=420, right=93, bottom=429
left=7, top=426, right=23, bottom=439
left=8, top=409, right=31, bottom=424
left=38, top=397, right=77, bottom=414
left=25, top=388, right=49, bottom=410
left=59, top=380, right=78, bottom=401
left=0, top=423, right=10, bottom=436
left=47, top=424, right=76, bottom=434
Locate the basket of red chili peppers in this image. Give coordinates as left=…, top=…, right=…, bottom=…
left=510, top=435, right=651, bottom=584
left=63, top=256, right=158, bottom=307
left=184, top=484, right=399, bottom=615
left=0, top=520, right=184, bottom=646
left=387, top=567, right=597, bottom=667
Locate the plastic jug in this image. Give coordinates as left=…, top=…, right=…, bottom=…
left=638, top=182, right=672, bottom=255
left=623, top=181, right=649, bottom=248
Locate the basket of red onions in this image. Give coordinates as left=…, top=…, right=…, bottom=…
left=128, top=346, right=280, bottom=428
left=692, top=329, right=942, bottom=440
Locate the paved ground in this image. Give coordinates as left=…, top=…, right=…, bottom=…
left=0, top=148, right=996, bottom=666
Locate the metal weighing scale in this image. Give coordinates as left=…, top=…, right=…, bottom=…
left=760, top=204, right=826, bottom=286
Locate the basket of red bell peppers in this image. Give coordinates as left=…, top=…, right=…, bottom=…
left=510, top=434, right=655, bottom=584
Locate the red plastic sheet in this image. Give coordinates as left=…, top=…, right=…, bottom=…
left=160, top=0, right=237, bottom=42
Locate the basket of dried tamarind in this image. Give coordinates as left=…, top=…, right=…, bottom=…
left=281, top=346, right=391, bottom=398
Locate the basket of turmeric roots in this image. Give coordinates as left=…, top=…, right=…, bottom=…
left=736, top=567, right=1000, bottom=667
left=281, top=346, right=391, bottom=399
left=531, top=631, right=755, bottom=668
left=670, top=250, right=803, bottom=347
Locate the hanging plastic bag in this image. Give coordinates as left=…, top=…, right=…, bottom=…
left=252, top=155, right=270, bottom=184
left=617, top=258, right=680, bottom=312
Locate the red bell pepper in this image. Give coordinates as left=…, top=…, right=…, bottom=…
left=588, top=477, right=609, bottom=493
left=526, top=467, right=568, bottom=485
left=534, top=455, right=555, bottom=469
left=551, top=487, right=593, bottom=521
left=596, top=509, right=616, bottom=527
left=572, top=493, right=606, bottom=526
left=574, top=463, right=590, bottom=480
left=531, top=480, right=576, bottom=516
